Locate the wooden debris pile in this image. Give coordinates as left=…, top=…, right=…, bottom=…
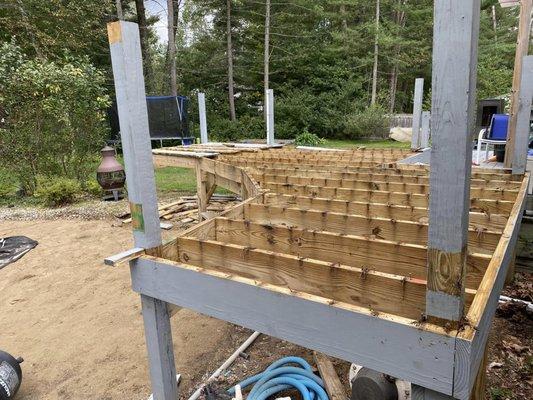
left=119, top=194, right=239, bottom=227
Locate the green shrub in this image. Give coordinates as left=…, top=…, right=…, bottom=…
left=0, top=166, right=17, bottom=197
left=85, top=178, right=103, bottom=197
left=0, top=42, right=110, bottom=194
left=294, top=130, right=325, bottom=147
left=34, top=177, right=82, bottom=207
left=344, top=106, right=389, bottom=139
left=211, top=115, right=265, bottom=142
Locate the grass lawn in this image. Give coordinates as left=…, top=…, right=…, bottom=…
left=320, top=139, right=410, bottom=149
left=154, top=166, right=197, bottom=194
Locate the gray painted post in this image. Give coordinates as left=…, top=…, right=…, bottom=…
left=266, top=89, right=275, bottom=146
left=427, top=0, right=481, bottom=321
left=108, top=21, right=161, bottom=249
left=511, top=55, right=533, bottom=175
left=198, top=92, right=208, bottom=144
left=141, top=294, right=178, bottom=400
left=412, top=385, right=453, bottom=400
left=108, top=21, right=177, bottom=400
left=411, top=78, right=424, bottom=150
left=420, top=111, right=431, bottom=149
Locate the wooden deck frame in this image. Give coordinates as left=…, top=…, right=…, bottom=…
left=123, top=169, right=528, bottom=400
left=107, top=12, right=530, bottom=400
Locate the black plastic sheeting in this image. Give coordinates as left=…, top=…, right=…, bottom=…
left=0, top=236, right=38, bottom=270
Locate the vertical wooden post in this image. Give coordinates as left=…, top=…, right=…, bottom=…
left=504, top=0, right=532, bottom=169
left=108, top=21, right=161, bottom=249
left=427, top=0, right=481, bottom=322
left=411, top=78, right=424, bottom=150
left=420, top=111, right=431, bottom=149
left=511, top=55, right=533, bottom=174
left=198, top=92, right=208, bottom=144
left=266, top=89, right=275, bottom=146
left=141, top=294, right=178, bottom=400
left=108, top=21, right=177, bottom=400
left=196, top=159, right=208, bottom=221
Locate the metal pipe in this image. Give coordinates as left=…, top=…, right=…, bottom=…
left=188, top=331, right=261, bottom=400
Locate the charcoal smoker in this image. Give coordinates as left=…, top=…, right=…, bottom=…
left=96, top=146, right=126, bottom=201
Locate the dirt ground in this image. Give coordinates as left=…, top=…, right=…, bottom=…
left=0, top=216, right=531, bottom=399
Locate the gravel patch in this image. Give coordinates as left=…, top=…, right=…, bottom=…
left=0, top=199, right=130, bottom=221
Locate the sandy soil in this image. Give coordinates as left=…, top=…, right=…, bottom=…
left=0, top=219, right=250, bottom=400
left=0, top=218, right=531, bottom=400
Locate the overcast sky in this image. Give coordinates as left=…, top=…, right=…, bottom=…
left=145, top=0, right=168, bottom=43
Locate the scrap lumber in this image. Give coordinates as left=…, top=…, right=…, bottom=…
left=313, top=352, right=347, bottom=400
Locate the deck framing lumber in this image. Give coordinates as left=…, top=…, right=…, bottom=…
left=243, top=203, right=501, bottom=254
left=130, top=255, right=459, bottom=396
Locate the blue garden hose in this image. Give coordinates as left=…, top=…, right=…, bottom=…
left=227, top=357, right=329, bottom=400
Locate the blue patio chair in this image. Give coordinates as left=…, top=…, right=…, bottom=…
left=475, top=113, right=509, bottom=164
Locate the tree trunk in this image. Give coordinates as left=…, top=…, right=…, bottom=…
left=172, top=0, right=180, bottom=42
left=492, top=5, right=497, bottom=39
left=340, top=4, right=348, bottom=32
left=167, top=0, right=177, bottom=96
left=389, top=0, right=406, bottom=113
left=264, top=0, right=271, bottom=121
left=115, top=0, right=123, bottom=19
left=135, top=0, right=153, bottom=92
left=264, top=0, right=271, bottom=93
left=227, top=0, right=236, bottom=121
left=370, top=0, right=380, bottom=106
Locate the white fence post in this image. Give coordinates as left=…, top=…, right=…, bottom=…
left=420, top=111, right=431, bottom=149
left=266, top=89, right=275, bottom=146
left=411, top=78, right=424, bottom=150
left=198, top=92, right=208, bottom=144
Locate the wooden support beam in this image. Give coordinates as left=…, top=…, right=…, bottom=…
left=213, top=217, right=489, bottom=289
left=107, top=20, right=161, bottom=249
left=141, top=294, right=178, bottom=400
left=108, top=21, right=176, bottom=400
left=511, top=55, right=533, bottom=174
left=195, top=159, right=208, bottom=221
left=243, top=203, right=500, bottom=254
left=411, top=78, right=424, bottom=150
left=175, top=237, right=430, bottom=319
left=264, top=193, right=508, bottom=231
left=130, top=256, right=459, bottom=397
left=427, top=0, right=481, bottom=321
left=504, top=0, right=533, bottom=168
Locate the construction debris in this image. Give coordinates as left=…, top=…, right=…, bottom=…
left=120, top=194, right=239, bottom=226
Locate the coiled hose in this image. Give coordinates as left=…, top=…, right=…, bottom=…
left=227, top=357, right=329, bottom=400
